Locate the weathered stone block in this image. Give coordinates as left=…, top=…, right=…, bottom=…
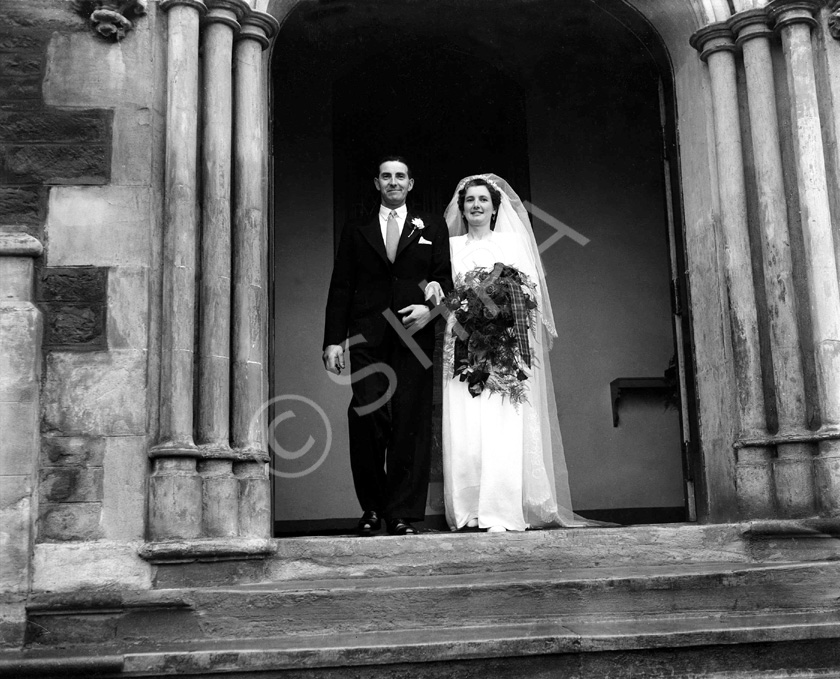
left=0, top=53, right=41, bottom=78
left=236, top=462, right=270, bottom=539
left=0, top=601, right=27, bottom=648
left=46, top=186, right=151, bottom=267
left=200, top=460, right=239, bottom=538
left=39, top=467, right=104, bottom=503
left=0, top=32, right=45, bottom=51
left=37, top=265, right=107, bottom=302
left=44, top=26, right=157, bottom=109
left=0, top=0, right=86, bottom=32
left=32, top=540, right=152, bottom=592
left=41, top=302, right=107, bottom=350
left=0, top=110, right=110, bottom=143
left=149, top=458, right=202, bottom=540
left=0, top=475, right=32, bottom=592
left=102, top=436, right=147, bottom=540
left=36, top=267, right=108, bottom=351
left=107, top=266, right=147, bottom=350
left=38, top=502, right=102, bottom=541
left=0, top=186, right=42, bottom=224
left=42, top=350, right=147, bottom=436
left=41, top=435, right=106, bottom=467
left=36, top=266, right=109, bottom=350
left=26, top=610, right=118, bottom=646
left=0, top=401, right=39, bottom=475
left=0, top=144, right=109, bottom=185
left=0, top=302, right=42, bottom=402
left=111, top=106, right=154, bottom=185
left=0, top=78, right=41, bottom=101
left=0, top=256, right=34, bottom=301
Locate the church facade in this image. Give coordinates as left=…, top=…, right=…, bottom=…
left=2, top=0, right=840, bottom=675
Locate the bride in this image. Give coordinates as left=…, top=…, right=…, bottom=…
left=441, top=174, right=583, bottom=532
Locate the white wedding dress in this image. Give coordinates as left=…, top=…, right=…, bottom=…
left=441, top=175, right=584, bottom=532
left=443, top=230, right=579, bottom=531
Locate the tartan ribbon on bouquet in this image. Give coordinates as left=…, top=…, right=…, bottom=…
left=498, top=269, right=532, bottom=369
left=444, top=262, right=539, bottom=405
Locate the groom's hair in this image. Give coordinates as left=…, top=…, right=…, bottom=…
left=375, top=155, right=413, bottom=179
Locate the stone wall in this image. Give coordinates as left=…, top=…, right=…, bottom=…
left=0, top=0, right=162, bottom=599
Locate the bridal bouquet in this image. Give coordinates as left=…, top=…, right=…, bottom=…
left=443, top=262, right=538, bottom=405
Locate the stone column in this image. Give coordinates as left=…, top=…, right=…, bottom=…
left=148, top=0, right=206, bottom=540
left=691, top=24, right=773, bottom=517
left=0, top=235, right=42, bottom=603
left=196, top=0, right=248, bottom=538
left=769, top=0, right=840, bottom=516
left=235, top=460, right=271, bottom=537
left=729, top=8, right=815, bottom=517
left=231, top=10, right=278, bottom=538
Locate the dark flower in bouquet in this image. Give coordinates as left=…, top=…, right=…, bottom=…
left=448, top=262, right=538, bottom=405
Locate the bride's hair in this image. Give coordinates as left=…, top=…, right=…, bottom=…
left=457, top=177, right=502, bottom=229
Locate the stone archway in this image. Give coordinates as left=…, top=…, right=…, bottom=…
left=267, top=0, right=696, bottom=531
left=139, top=0, right=840, bottom=552
left=256, top=0, right=840, bottom=528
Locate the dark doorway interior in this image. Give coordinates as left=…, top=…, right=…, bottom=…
left=270, top=0, right=694, bottom=536
left=333, top=48, right=530, bottom=231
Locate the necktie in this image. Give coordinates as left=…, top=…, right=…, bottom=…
left=385, top=210, right=399, bottom=263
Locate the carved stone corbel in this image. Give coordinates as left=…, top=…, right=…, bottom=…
left=828, top=0, right=840, bottom=39
left=72, top=0, right=148, bottom=41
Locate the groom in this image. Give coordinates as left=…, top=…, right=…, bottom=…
left=323, top=156, right=452, bottom=536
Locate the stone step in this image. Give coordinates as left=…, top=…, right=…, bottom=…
left=111, top=611, right=840, bottom=677
left=148, top=522, right=840, bottom=588
left=25, top=560, right=840, bottom=649
left=4, top=610, right=840, bottom=677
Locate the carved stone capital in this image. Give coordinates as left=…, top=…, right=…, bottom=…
left=206, top=0, right=249, bottom=17
left=160, top=0, right=208, bottom=15
left=728, top=8, right=774, bottom=47
left=203, top=0, right=249, bottom=32
left=237, top=10, right=280, bottom=50
left=689, top=22, right=737, bottom=62
left=72, top=0, right=147, bottom=41
left=767, top=0, right=819, bottom=33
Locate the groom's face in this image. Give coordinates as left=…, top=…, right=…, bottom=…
left=374, top=161, right=414, bottom=208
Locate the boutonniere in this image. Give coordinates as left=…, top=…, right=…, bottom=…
left=408, top=217, right=425, bottom=238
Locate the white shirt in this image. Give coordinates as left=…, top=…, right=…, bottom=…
left=378, top=204, right=407, bottom=245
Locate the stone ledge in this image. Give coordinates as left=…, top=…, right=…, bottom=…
left=8, top=611, right=835, bottom=677
left=126, top=615, right=840, bottom=672
left=139, top=538, right=275, bottom=564
left=744, top=518, right=840, bottom=538
left=27, top=587, right=189, bottom=613
left=0, top=234, right=42, bottom=257
left=0, top=654, right=123, bottom=677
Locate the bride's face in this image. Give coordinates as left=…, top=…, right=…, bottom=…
left=463, top=186, right=496, bottom=229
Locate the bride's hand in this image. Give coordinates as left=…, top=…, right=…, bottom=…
left=398, top=304, right=431, bottom=331
left=424, top=281, right=443, bottom=306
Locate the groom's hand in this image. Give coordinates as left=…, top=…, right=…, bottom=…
left=398, top=304, right=431, bottom=331
left=323, top=344, right=345, bottom=374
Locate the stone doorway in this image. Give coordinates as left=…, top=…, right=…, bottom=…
left=269, top=0, right=694, bottom=535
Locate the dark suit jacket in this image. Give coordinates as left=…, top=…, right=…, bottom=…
left=323, top=208, right=452, bottom=350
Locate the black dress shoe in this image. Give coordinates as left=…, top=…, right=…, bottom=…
left=386, top=518, right=418, bottom=536
left=357, top=510, right=381, bottom=537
